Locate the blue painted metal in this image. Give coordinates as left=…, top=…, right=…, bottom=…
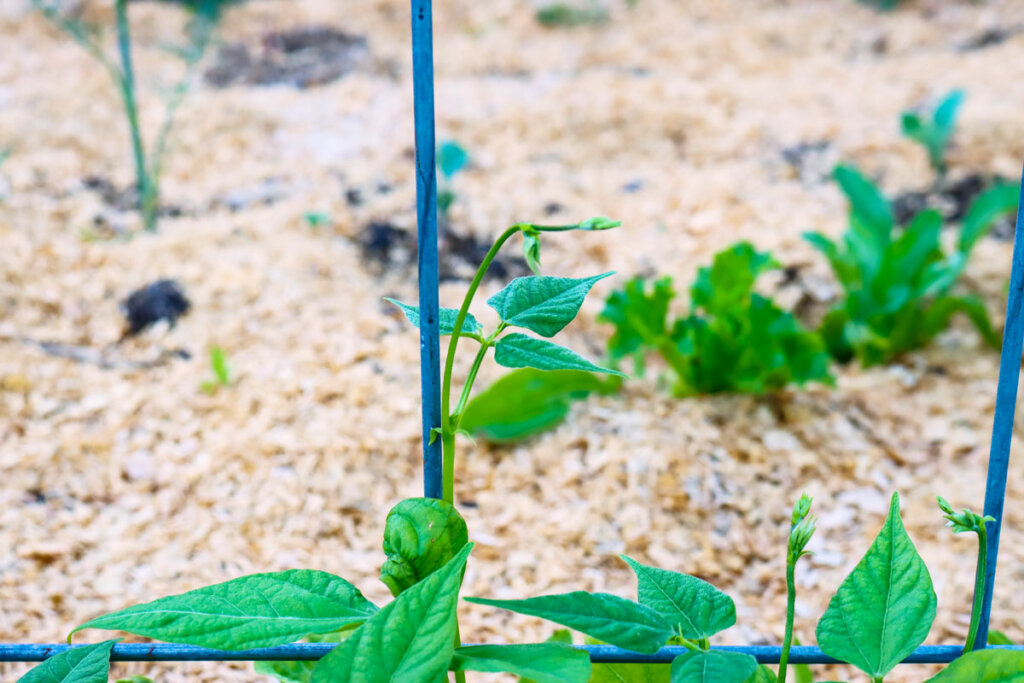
left=6, top=643, right=1024, bottom=664
left=410, top=0, right=443, bottom=500
left=976, top=162, right=1024, bottom=648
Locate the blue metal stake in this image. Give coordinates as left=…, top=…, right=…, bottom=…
left=410, top=0, right=443, bottom=500
left=976, top=161, right=1024, bottom=648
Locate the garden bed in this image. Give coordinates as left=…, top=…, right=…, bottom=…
left=2, top=0, right=1024, bottom=680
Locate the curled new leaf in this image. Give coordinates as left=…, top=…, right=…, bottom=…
left=380, top=497, right=469, bottom=597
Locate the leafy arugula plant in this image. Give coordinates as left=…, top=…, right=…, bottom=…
left=901, top=90, right=964, bottom=183
left=599, top=242, right=833, bottom=397
left=32, top=0, right=220, bottom=232
left=805, top=164, right=1016, bottom=367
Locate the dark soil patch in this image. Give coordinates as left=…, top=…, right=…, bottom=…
left=892, top=172, right=1016, bottom=239
left=357, top=220, right=529, bottom=282
left=82, top=175, right=183, bottom=218
left=204, top=26, right=369, bottom=89
left=121, top=279, right=191, bottom=338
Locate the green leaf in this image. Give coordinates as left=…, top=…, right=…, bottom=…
left=452, top=643, right=591, bottom=683
left=72, top=571, right=378, bottom=649
left=17, top=640, right=117, bottom=683
left=254, top=630, right=353, bottom=683
left=833, top=164, right=894, bottom=244
left=744, top=665, right=778, bottom=683
left=210, top=346, right=230, bottom=385
left=385, top=298, right=482, bottom=337
left=380, top=497, right=469, bottom=597
left=437, top=141, right=469, bottom=179
left=670, top=650, right=757, bottom=683
left=925, top=649, right=1024, bottom=682
left=990, top=630, right=1016, bottom=646
left=487, top=272, right=614, bottom=337
left=495, top=334, right=624, bottom=376
left=311, top=543, right=473, bottom=683
left=961, top=182, right=1019, bottom=253
left=578, top=216, right=621, bottom=231
left=465, top=592, right=673, bottom=654
left=116, top=678, right=153, bottom=683
left=592, top=661, right=671, bottom=683
left=621, top=556, right=736, bottom=640
left=924, top=295, right=1000, bottom=349
left=815, top=492, right=936, bottom=678
left=461, top=369, right=620, bottom=443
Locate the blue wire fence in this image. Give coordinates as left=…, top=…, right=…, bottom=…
left=3, top=0, right=1024, bottom=672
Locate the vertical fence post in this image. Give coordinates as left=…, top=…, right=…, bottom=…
left=410, top=0, right=443, bottom=499
left=976, top=161, right=1024, bottom=648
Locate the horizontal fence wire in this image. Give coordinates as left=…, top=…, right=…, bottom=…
left=5, top=643, right=1024, bottom=665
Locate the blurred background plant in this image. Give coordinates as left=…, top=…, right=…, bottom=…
left=30, top=0, right=222, bottom=232
left=901, top=90, right=964, bottom=186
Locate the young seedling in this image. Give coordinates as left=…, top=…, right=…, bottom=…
left=303, top=211, right=332, bottom=229
left=388, top=217, right=623, bottom=503
left=937, top=496, right=995, bottom=652
left=199, top=346, right=230, bottom=394
left=806, top=164, right=1013, bottom=367
left=32, top=0, right=220, bottom=232
left=437, top=140, right=469, bottom=221
left=600, top=242, right=833, bottom=397
left=901, top=90, right=964, bottom=184
left=779, top=495, right=816, bottom=683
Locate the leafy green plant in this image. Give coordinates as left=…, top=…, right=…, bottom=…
left=805, top=164, right=1015, bottom=367
left=901, top=90, right=964, bottom=182
left=460, top=368, right=621, bottom=443
left=437, top=140, right=469, bottom=220
left=600, top=242, right=833, bottom=397
left=32, top=0, right=220, bottom=232
left=536, top=2, right=610, bottom=27
left=199, top=346, right=230, bottom=393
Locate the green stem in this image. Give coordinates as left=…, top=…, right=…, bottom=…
left=964, top=524, right=988, bottom=652
left=453, top=623, right=466, bottom=683
left=440, top=225, right=522, bottom=503
left=779, top=562, right=796, bottom=683
left=114, top=0, right=156, bottom=232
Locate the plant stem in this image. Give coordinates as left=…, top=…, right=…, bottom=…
left=440, top=224, right=522, bottom=503
left=964, top=523, right=988, bottom=652
left=779, top=562, right=796, bottom=683
left=114, top=0, right=156, bottom=232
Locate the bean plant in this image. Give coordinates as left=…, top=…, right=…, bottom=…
left=806, top=164, right=1017, bottom=367
left=600, top=242, right=833, bottom=397
left=32, top=0, right=220, bottom=232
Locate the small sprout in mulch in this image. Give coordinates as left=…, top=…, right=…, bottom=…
left=304, top=211, right=332, bottom=228
left=204, top=26, right=369, bottom=89
left=437, top=140, right=469, bottom=220
left=200, top=346, right=230, bottom=394
left=121, top=279, right=191, bottom=339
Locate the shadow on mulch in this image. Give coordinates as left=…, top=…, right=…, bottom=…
left=204, top=26, right=369, bottom=89
left=357, top=220, right=531, bottom=282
